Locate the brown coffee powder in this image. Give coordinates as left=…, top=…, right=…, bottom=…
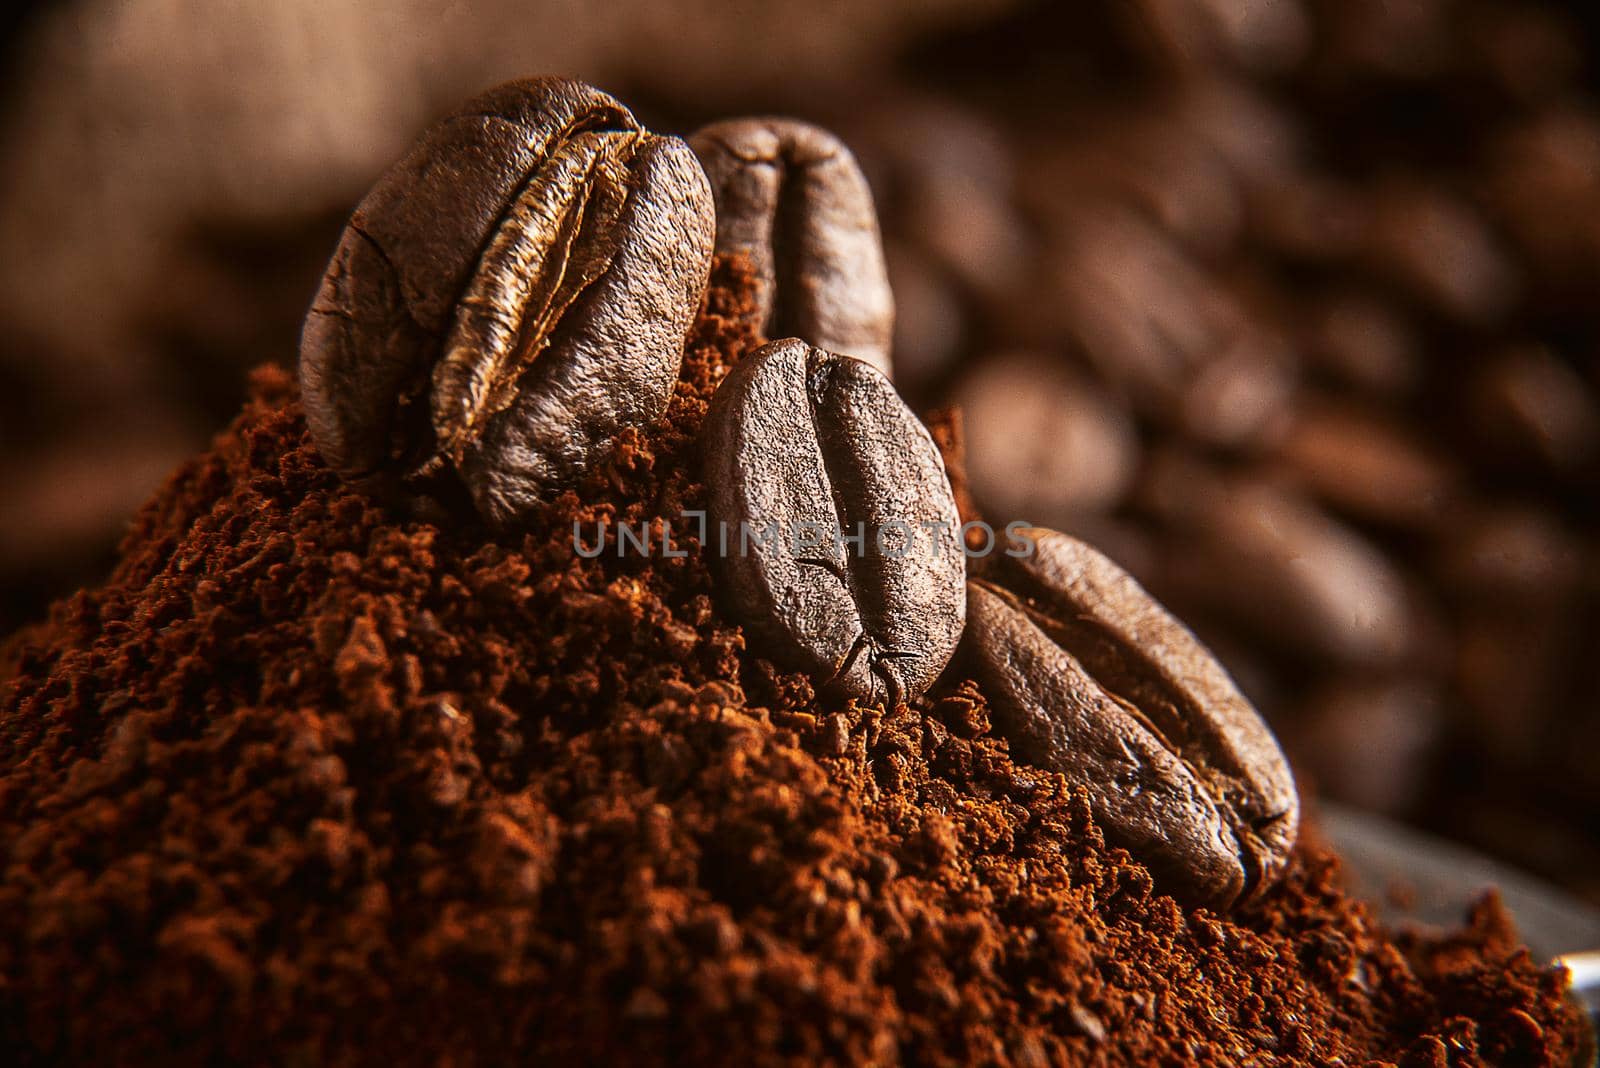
left=0, top=261, right=1584, bottom=1065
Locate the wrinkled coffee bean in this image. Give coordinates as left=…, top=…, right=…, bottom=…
left=701, top=338, right=963, bottom=705
left=963, top=527, right=1298, bottom=911
left=300, top=77, right=715, bottom=526
left=690, top=119, right=895, bottom=377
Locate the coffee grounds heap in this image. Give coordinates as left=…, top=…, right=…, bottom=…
left=0, top=261, right=1584, bottom=1065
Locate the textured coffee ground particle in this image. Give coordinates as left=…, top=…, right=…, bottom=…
left=0, top=259, right=1583, bottom=1065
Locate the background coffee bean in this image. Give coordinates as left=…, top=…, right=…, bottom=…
left=953, top=350, right=1137, bottom=527
left=1268, top=401, right=1459, bottom=532
left=701, top=338, right=963, bottom=706
left=690, top=119, right=895, bottom=378
left=1137, top=453, right=1415, bottom=667
left=964, top=527, right=1298, bottom=911
left=300, top=77, right=714, bottom=526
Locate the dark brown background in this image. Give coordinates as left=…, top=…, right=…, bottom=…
left=3, top=0, right=1598, bottom=904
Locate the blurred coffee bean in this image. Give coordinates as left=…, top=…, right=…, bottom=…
left=1250, top=174, right=1368, bottom=262
left=1484, top=112, right=1600, bottom=293
left=1434, top=506, right=1584, bottom=606
left=1024, top=112, right=1243, bottom=254
left=954, top=350, right=1138, bottom=529
left=843, top=89, right=1015, bottom=197
left=1033, top=208, right=1206, bottom=393
left=882, top=240, right=965, bottom=398
left=1453, top=608, right=1574, bottom=765
left=1175, top=79, right=1302, bottom=190
left=840, top=91, right=1030, bottom=304
left=1036, top=208, right=1291, bottom=446
left=1463, top=2, right=1581, bottom=104
left=1271, top=401, right=1458, bottom=529
left=1305, top=0, right=1453, bottom=79
left=1466, top=346, right=1600, bottom=477
left=1362, top=182, right=1516, bottom=325
left=907, top=172, right=1034, bottom=306
left=1140, top=453, right=1413, bottom=666
left=1291, top=679, right=1441, bottom=814
left=1123, top=0, right=1309, bottom=75
left=1176, top=329, right=1297, bottom=448
left=1299, top=291, right=1420, bottom=398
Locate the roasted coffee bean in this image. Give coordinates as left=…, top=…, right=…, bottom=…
left=300, top=77, right=715, bottom=526
left=1466, top=346, right=1600, bottom=477
left=1362, top=182, right=1515, bottom=326
left=1138, top=454, right=1413, bottom=666
left=1123, top=0, right=1308, bottom=74
left=1030, top=208, right=1292, bottom=447
left=882, top=239, right=965, bottom=395
left=962, top=528, right=1298, bottom=910
left=1272, top=401, right=1458, bottom=530
left=690, top=119, right=894, bottom=377
left=1026, top=115, right=1242, bottom=256
left=1299, top=291, right=1420, bottom=397
left=1290, top=678, right=1440, bottom=815
left=955, top=350, right=1138, bottom=524
left=701, top=338, right=963, bottom=705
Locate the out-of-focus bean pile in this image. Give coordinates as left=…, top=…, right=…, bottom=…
left=2, top=0, right=1597, bottom=900
left=832, top=0, right=1600, bottom=899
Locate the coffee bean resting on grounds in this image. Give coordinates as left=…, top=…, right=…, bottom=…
left=0, top=261, right=1583, bottom=1064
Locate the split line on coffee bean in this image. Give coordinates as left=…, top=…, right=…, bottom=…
left=572, top=513, right=1038, bottom=560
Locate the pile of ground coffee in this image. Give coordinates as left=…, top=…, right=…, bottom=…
left=0, top=262, right=1584, bottom=1065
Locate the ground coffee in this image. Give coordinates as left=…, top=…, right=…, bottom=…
left=0, top=261, right=1584, bottom=1065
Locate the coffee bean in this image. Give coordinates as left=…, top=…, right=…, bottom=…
left=1138, top=454, right=1413, bottom=666
left=1434, top=505, right=1583, bottom=605
left=954, top=350, right=1138, bottom=524
left=1485, top=114, right=1600, bottom=286
left=841, top=92, right=1032, bottom=301
left=300, top=77, right=715, bottom=526
left=1251, top=174, right=1369, bottom=262
left=882, top=240, right=965, bottom=396
left=1029, top=208, right=1291, bottom=447
left=701, top=338, right=964, bottom=705
left=1271, top=401, right=1458, bottom=530
left=1299, top=291, right=1420, bottom=397
left=689, top=119, right=895, bottom=377
left=1024, top=114, right=1243, bottom=256
left=1363, top=182, right=1515, bottom=325
left=1123, top=0, right=1309, bottom=74
left=963, top=527, right=1298, bottom=910
left=1290, top=678, right=1441, bottom=815
left=1466, top=346, right=1600, bottom=477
